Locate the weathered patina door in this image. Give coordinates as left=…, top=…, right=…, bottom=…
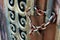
left=3, top=0, right=57, bottom=40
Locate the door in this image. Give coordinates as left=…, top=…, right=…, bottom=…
left=3, top=0, right=57, bottom=40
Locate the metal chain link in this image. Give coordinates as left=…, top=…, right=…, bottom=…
left=26, top=6, right=56, bottom=35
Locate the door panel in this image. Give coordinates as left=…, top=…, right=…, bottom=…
left=3, top=0, right=57, bottom=40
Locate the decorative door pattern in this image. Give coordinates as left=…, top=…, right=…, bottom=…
left=4, top=0, right=31, bottom=40
left=3, top=0, right=58, bottom=40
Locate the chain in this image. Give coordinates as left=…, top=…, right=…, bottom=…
left=26, top=6, right=56, bottom=35
left=26, top=6, right=46, bottom=16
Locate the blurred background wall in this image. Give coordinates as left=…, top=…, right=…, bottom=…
left=0, top=0, right=8, bottom=40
